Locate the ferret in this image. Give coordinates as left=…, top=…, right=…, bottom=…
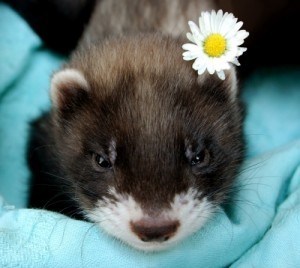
left=23, top=0, right=245, bottom=251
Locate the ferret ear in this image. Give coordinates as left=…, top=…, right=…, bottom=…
left=226, top=68, right=238, bottom=101
left=50, top=68, right=90, bottom=111
left=198, top=68, right=239, bottom=101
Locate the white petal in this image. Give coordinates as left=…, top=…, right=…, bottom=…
left=217, top=9, right=224, bottom=17
left=197, top=64, right=207, bottom=75
left=225, top=21, right=243, bottom=39
left=202, top=11, right=212, bottom=35
left=183, top=54, right=195, bottom=61
left=232, top=38, right=246, bottom=47
left=226, top=17, right=238, bottom=35
left=231, top=58, right=240, bottom=66
left=199, top=15, right=209, bottom=37
left=186, top=32, right=195, bottom=43
left=188, top=21, right=204, bottom=44
left=237, top=47, right=247, bottom=56
left=183, top=50, right=201, bottom=61
left=207, top=61, right=216, bottom=74
left=217, top=70, right=226, bottom=80
left=182, top=43, right=200, bottom=53
left=215, top=9, right=224, bottom=32
left=210, top=10, right=217, bottom=32
left=226, top=51, right=239, bottom=62
left=229, top=37, right=245, bottom=48
left=214, top=58, right=228, bottom=72
left=226, top=43, right=239, bottom=57
left=192, top=56, right=205, bottom=70
left=234, top=21, right=244, bottom=31
left=199, top=19, right=208, bottom=38
left=221, top=61, right=231, bottom=70
left=219, top=12, right=229, bottom=27
left=220, top=15, right=237, bottom=36
left=235, top=30, right=249, bottom=41
left=211, top=58, right=220, bottom=72
left=216, top=56, right=231, bottom=69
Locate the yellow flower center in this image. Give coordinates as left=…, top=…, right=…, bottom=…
left=204, top=34, right=227, bottom=57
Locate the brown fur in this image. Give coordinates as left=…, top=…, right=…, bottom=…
left=46, top=35, right=244, bottom=213
left=79, top=0, right=214, bottom=47
left=29, top=1, right=244, bottom=224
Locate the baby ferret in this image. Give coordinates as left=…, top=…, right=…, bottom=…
left=26, top=0, right=244, bottom=251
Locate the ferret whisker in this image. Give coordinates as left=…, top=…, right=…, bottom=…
left=30, top=144, right=56, bottom=154
left=41, top=171, right=71, bottom=185
left=84, top=210, right=117, bottom=223
left=41, top=171, right=100, bottom=198
left=42, top=197, right=75, bottom=211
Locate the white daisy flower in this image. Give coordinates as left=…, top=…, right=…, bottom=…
left=182, top=10, right=249, bottom=80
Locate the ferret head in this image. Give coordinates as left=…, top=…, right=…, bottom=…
left=50, top=35, right=244, bottom=251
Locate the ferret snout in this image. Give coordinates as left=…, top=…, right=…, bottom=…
left=87, top=189, right=216, bottom=250
left=130, top=218, right=180, bottom=242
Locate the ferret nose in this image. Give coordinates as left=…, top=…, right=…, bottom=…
left=130, top=219, right=180, bottom=242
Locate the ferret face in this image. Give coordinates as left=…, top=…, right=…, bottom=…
left=50, top=35, right=244, bottom=251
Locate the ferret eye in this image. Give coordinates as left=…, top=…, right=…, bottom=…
left=190, top=149, right=210, bottom=167
left=94, top=154, right=112, bottom=169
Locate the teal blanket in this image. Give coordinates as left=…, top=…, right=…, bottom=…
left=1, top=3, right=300, bottom=267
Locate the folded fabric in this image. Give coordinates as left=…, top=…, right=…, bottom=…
left=1, top=142, right=300, bottom=267
left=0, top=3, right=62, bottom=208
left=1, top=3, right=300, bottom=267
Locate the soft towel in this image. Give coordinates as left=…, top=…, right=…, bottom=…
left=1, top=3, right=300, bottom=267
